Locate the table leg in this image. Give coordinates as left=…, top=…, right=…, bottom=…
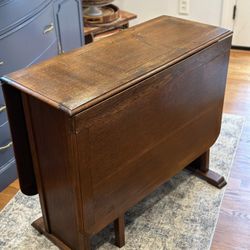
left=187, top=150, right=227, bottom=189
left=80, top=233, right=92, bottom=250
left=114, top=215, right=125, bottom=248
left=85, top=34, right=94, bottom=44
left=122, top=23, right=129, bottom=29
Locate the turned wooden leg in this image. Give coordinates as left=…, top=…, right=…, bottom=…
left=187, top=150, right=227, bottom=189
left=114, top=215, right=125, bottom=248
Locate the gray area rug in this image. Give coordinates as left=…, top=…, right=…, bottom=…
left=0, top=114, right=245, bottom=250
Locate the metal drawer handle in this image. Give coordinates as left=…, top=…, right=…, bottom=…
left=0, top=141, right=13, bottom=151
left=0, top=60, right=4, bottom=66
left=0, top=106, right=6, bottom=112
left=43, top=23, right=54, bottom=34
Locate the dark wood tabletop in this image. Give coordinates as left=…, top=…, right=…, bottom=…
left=2, top=16, right=231, bottom=116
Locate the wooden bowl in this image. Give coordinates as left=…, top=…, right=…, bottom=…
left=84, top=4, right=120, bottom=26
left=82, top=0, right=114, bottom=6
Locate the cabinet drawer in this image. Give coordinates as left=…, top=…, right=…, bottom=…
left=0, top=0, right=50, bottom=36
left=32, top=40, right=59, bottom=65
left=53, top=0, right=83, bottom=53
left=0, top=85, right=7, bottom=125
left=0, top=84, right=4, bottom=105
left=0, top=2, right=58, bottom=76
left=0, top=103, right=7, bottom=126
left=0, top=122, right=14, bottom=167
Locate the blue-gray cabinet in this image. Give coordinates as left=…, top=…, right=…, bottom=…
left=0, top=0, right=84, bottom=191
left=53, top=0, right=84, bottom=53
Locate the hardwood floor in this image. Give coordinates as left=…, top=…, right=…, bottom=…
left=212, top=49, right=250, bottom=250
left=0, top=179, right=19, bottom=210
left=0, top=49, right=250, bottom=249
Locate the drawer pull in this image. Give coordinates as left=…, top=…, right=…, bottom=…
left=0, top=106, right=6, bottom=112
left=43, top=23, right=54, bottom=34
left=0, top=60, right=4, bottom=66
left=0, top=141, right=13, bottom=151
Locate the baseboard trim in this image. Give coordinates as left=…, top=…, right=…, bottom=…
left=232, top=45, right=250, bottom=51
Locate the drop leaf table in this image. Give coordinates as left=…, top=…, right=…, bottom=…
left=1, top=16, right=232, bottom=249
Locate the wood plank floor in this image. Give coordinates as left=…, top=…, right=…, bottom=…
left=0, top=179, right=19, bottom=210
left=0, top=49, right=250, bottom=249
left=211, top=49, right=250, bottom=250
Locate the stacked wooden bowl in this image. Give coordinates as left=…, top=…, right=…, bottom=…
left=82, top=0, right=120, bottom=26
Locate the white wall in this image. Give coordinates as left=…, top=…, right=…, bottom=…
left=114, top=0, right=224, bottom=27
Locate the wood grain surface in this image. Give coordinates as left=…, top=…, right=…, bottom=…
left=1, top=49, right=249, bottom=250
left=0, top=16, right=233, bottom=249
left=2, top=85, right=37, bottom=196
left=8, top=35, right=230, bottom=247
left=2, top=16, right=231, bottom=115
left=73, top=36, right=231, bottom=235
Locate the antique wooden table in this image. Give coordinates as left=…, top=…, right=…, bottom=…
left=1, top=16, right=232, bottom=249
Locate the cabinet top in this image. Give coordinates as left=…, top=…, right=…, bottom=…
left=1, top=16, right=232, bottom=116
